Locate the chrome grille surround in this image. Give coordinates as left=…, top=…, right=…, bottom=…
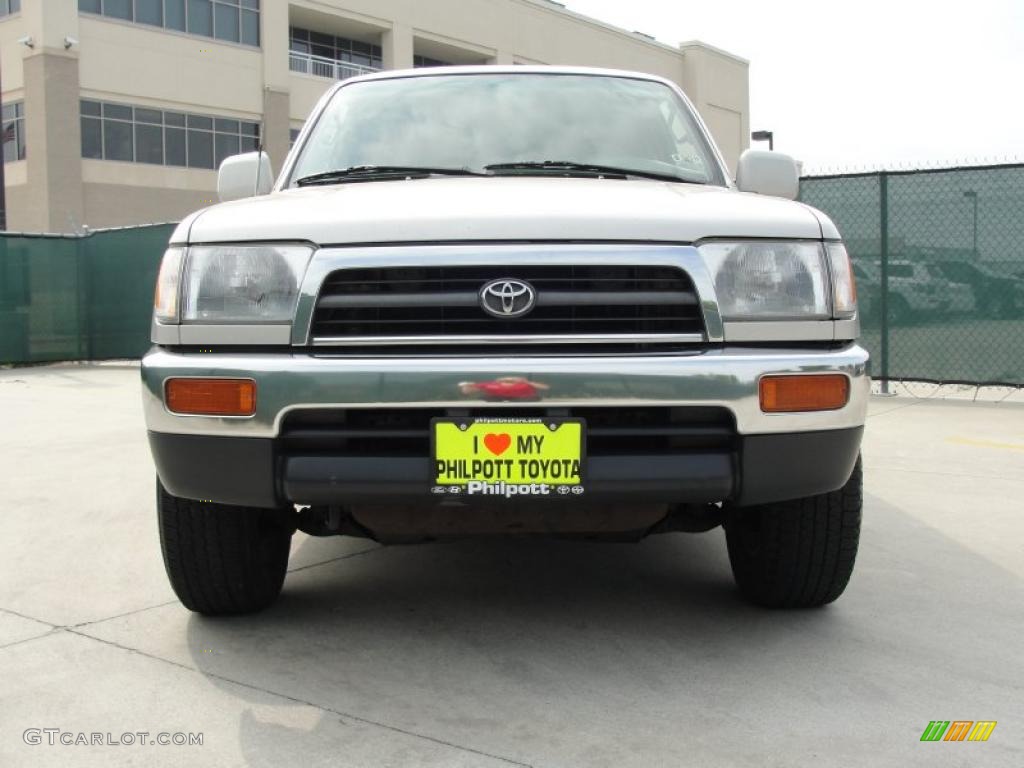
left=293, top=244, right=724, bottom=350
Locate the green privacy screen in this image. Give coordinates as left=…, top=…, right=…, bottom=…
left=800, top=163, right=1024, bottom=386
left=0, top=224, right=176, bottom=364
left=2, top=164, right=1023, bottom=386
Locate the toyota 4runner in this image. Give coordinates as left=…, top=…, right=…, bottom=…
left=143, top=67, right=869, bottom=614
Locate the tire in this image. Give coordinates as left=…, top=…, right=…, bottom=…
left=724, top=458, right=862, bottom=608
left=157, top=480, right=293, bottom=615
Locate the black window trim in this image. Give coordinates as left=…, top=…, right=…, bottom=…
left=1, top=100, right=26, bottom=163
left=79, top=98, right=260, bottom=170
left=0, top=0, right=23, bottom=19
left=78, top=0, right=260, bottom=48
left=288, top=25, right=383, bottom=69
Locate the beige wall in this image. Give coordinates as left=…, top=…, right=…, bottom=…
left=0, top=12, right=27, bottom=93
left=3, top=0, right=749, bottom=233
left=21, top=50, right=84, bottom=232
left=77, top=16, right=264, bottom=116
left=679, top=42, right=750, bottom=176
left=77, top=162, right=216, bottom=228
left=4, top=178, right=31, bottom=232
left=289, top=73, right=332, bottom=127
left=81, top=184, right=213, bottom=228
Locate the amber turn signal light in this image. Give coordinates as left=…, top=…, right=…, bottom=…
left=165, top=378, right=256, bottom=416
left=759, top=374, right=849, bottom=413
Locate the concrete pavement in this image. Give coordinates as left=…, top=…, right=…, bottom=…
left=1, top=364, right=1021, bottom=767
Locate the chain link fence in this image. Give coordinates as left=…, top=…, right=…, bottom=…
left=0, top=224, right=176, bottom=364
left=801, top=163, right=1024, bottom=387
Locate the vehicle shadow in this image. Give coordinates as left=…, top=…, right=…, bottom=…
left=181, top=496, right=1023, bottom=766
left=181, top=529, right=824, bottom=765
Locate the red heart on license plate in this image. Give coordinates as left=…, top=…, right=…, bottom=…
left=483, top=433, right=512, bottom=456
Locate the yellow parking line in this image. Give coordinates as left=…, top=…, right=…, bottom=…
left=947, top=437, right=1024, bottom=452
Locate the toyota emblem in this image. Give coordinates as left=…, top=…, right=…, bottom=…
left=479, top=279, right=537, bottom=318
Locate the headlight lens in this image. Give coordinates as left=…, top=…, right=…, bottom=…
left=181, top=245, right=313, bottom=324
left=699, top=241, right=830, bottom=320
left=154, top=247, right=184, bottom=323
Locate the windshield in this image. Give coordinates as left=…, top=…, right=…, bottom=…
left=288, top=73, right=726, bottom=186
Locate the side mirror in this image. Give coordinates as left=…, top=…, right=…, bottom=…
left=736, top=149, right=800, bottom=200
left=217, top=151, right=274, bottom=203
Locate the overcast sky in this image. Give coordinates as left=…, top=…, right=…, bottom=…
left=566, top=0, right=1024, bottom=172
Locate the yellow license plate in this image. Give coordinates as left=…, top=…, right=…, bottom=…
left=432, top=418, right=585, bottom=497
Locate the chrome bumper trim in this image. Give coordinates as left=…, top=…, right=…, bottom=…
left=142, top=344, right=870, bottom=438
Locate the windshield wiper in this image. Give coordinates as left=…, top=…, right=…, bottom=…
left=296, top=161, right=707, bottom=187
left=483, top=160, right=706, bottom=184
left=295, top=165, right=485, bottom=187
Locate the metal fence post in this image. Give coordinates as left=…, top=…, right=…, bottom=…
left=75, top=234, right=88, bottom=360
left=67, top=231, right=95, bottom=361
left=878, top=171, right=891, bottom=394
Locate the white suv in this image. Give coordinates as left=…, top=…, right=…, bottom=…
left=143, top=67, right=868, bottom=614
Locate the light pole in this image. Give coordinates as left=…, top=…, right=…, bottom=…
left=963, top=190, right=978, bottom=257
left=751, top=130, right=774, bottom=151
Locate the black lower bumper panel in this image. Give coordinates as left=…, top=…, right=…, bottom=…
left=283, top=453, right=734, bottom=505
left=148, top=426, right=863, bottom=510
left=147, top=432, right=276, bottom=508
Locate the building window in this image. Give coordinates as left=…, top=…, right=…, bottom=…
left=289, top=127, right=302, bottom=148
left=413, top=54, right=453, bottom=68
left=79, top=0, right=260, bottom=47
left=2, top=102, right=25, bottom=163
left=289, top=26, right=382, bottom=77
left=80, top=99, right=259, bottom=169
left=0, top=0, right=22, bottom=17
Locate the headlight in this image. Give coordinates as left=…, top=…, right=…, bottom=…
left=699, top=241, right=830, bottom=320
left=172, top=245, right=313, bottom=324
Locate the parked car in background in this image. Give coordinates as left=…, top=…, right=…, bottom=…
left=851, top=261, right=880, bottom=322
left=882, top=261, right=949, bottom=324
left=933, top=260, right=1024, bottom=317
left=922, top=264, right=975, bottom=314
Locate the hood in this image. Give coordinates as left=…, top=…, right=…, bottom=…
left=181, top=177, right=824, bottom=245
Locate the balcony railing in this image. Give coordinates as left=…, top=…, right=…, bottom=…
left=289, top=51, right=381, bottom=81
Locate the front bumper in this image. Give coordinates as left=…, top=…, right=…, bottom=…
left=142, top=344, right=869, bottom=508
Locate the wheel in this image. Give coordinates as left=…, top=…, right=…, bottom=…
left=157, top=480, right=294, bottom=615
left=724, top=458, right=862, bottom=608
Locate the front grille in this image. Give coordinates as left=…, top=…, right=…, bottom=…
left=280, top=407, right=735, bottom=458
left=310, top=265, right=705, bottom=351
